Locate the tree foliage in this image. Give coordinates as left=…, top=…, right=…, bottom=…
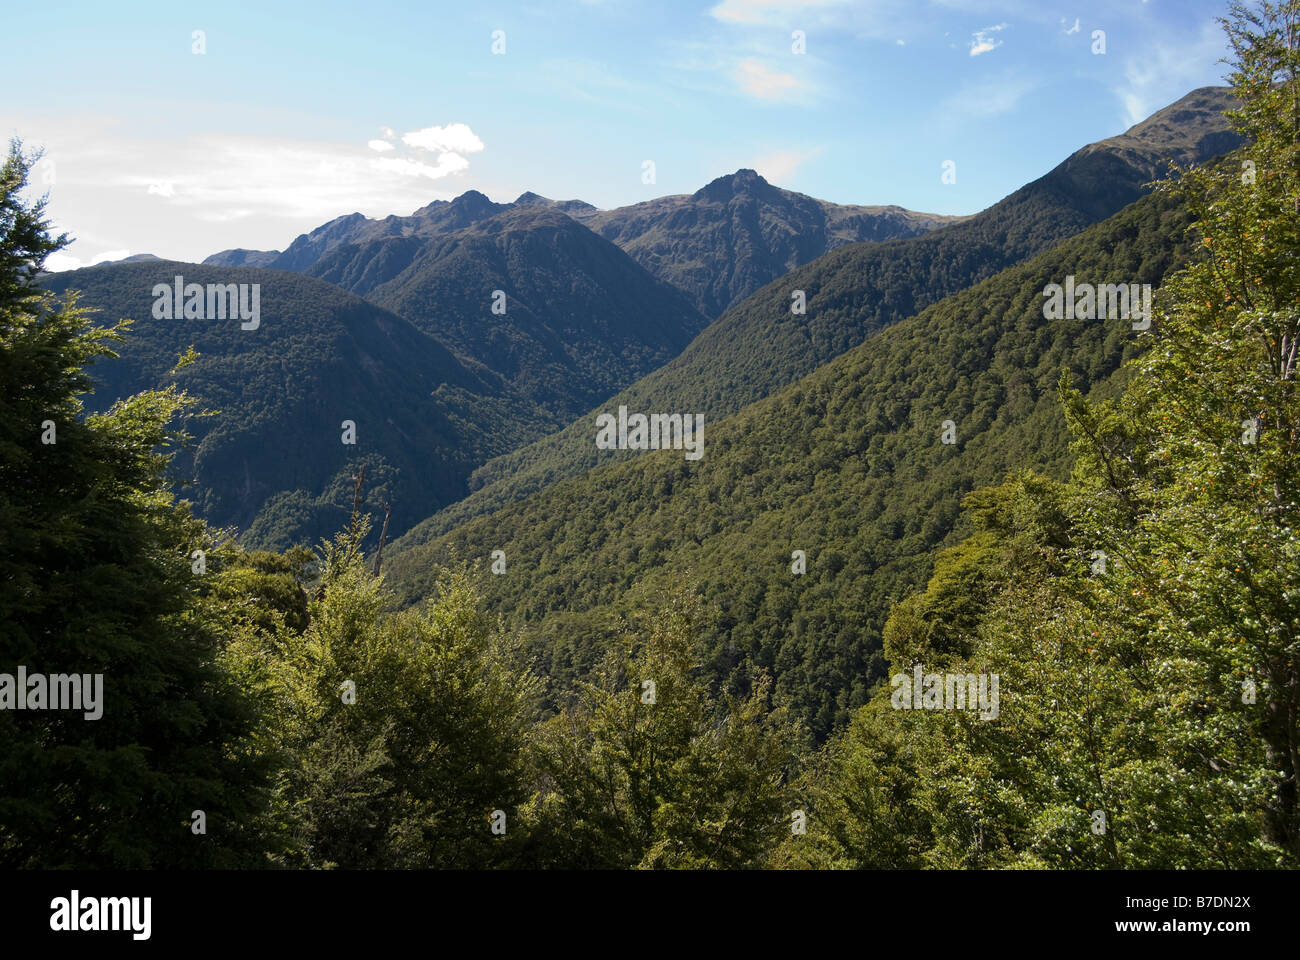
left=0, top=141, right=272, bottom=867
left=790, top=0, right=1300, bottom=869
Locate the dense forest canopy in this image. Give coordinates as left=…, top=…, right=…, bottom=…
left=1, top=0, right=1296, bottom=871
left=391, top=86, right=1240, bottom=550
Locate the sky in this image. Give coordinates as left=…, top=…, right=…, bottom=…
left=4, top=0, right=1236, bottom=270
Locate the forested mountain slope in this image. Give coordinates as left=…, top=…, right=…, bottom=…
left=305, top=206, right=711, bottom=420
left=391, top=86, right=1238, bottom=549
left=552, top=168, right=963, bottom=318
left=41, top=262, right=553, bottom=549
left=386, top=185, right=1199, bottom=738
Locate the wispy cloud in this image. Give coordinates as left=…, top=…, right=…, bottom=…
left=735, top=58, right=804, bottom=101
left=119, top=128, right=482, bottom=216
left=750, top=146, right=821, bottom=182
left=112, top=136, right=444, bottom=220
left=710, top=0, right=956, bottom=44
left=939, top=74, right=1035, bottom=121
left=709, top=0, right=848, bottom=26
left=370, top=153, right=470, bottom=180
left=969, top=23, right=1007, bottom=57
left=16, top=115, right=483, bottom=264
left=1115, top=20, right=1227, bottom=126
left=538, top=58, right=651, bottom=107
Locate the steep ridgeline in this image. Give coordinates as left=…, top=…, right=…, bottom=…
left=41, top=262, right=553, bottom=551
left=384, top=184, right=1200, bottom=739
left=389, top=86, right=1240, bottom=548
left=537, top=171, right=963, bottom=318
left=201, top=249, right=277, bottom=268
left=87, top=253, right=165, bottom=266
left=204, top=176, right=960, bottom=319
left=304, top=207, right=711, bottom=421
left=212, top=188, right=514, bottom=273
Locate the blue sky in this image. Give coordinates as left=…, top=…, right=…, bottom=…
left=5, top=0, right=1235, bottom=269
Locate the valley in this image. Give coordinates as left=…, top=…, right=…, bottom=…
left=7, top=0, right=1297, bottom=879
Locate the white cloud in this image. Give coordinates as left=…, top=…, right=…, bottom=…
left=110, top=130, right=480, bottom=222
left=43, top=248, right=131, bottom=272
left=9, top=115, right=477, bottom=264
left=939, top=75, right=1034, bottom=120
left=401, top=122, right=485, bottom=155
left=709, top=0, right=847, bottom=26
left=370, top=123, right=486, bottom=183
left=1063, top=17, right=1080, bottom=35
left=43, top=251, right=86, bottom=272
left=1114, top=20, right=1227, bottom=127
left=969, top=23, right=1007, bottom=57
left=370, top=153, right=470, bottom=179
left=751, top=147, right=820, bottom=182
left=735, top=58, right=803, bottom=101
left=379, top=125, right=396, bottom=139
left=114, top=123, right=484, bottom=220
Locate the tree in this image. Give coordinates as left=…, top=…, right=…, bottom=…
left=0, top=141, right=272, bottom=867
left=248, top=518, right=539, bottom=868
left=1061, top=0, right=1300, bottom=862
left=521, top=587, right=795, bottom=868
left=798, top=0, right=1300, bottom=871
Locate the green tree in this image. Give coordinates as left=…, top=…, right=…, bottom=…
left=522, top=588, right=795, bottom=868
left=0, top=141, right=271, bottom=867
left=248, top=521, right=538, bottom=868
left=1060, top=0, right=1300, bottom=861
left=795, top=0, right=1300, bottom=870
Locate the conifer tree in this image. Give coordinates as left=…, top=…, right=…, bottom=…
left=522, top=589, right=794, bottom=868
left=0, top=141, right=271, bottom=867
left=252, top=516, right=539, bottom=868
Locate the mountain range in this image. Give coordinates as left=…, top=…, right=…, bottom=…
left=48, top=86, right=1239, bottom=574
left=384, top=175, right=1201, bottom=736
left=205, top=172, right=962, bottom=319
left=302, top=205, right=711, bottom=420
left=389, top=85, right=1240, bottom=548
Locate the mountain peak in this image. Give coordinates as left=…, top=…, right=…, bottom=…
left=451, top=189, right=495, bottom=210
left=96, top=253, right=163, bottom=267
left=693, top=168, right=772, bottom=202
left=437, top=189, right=507, bottom=227
left=1094, top=86, right=1239, bottom=160
left=514, top=190, right=552, bottom=206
